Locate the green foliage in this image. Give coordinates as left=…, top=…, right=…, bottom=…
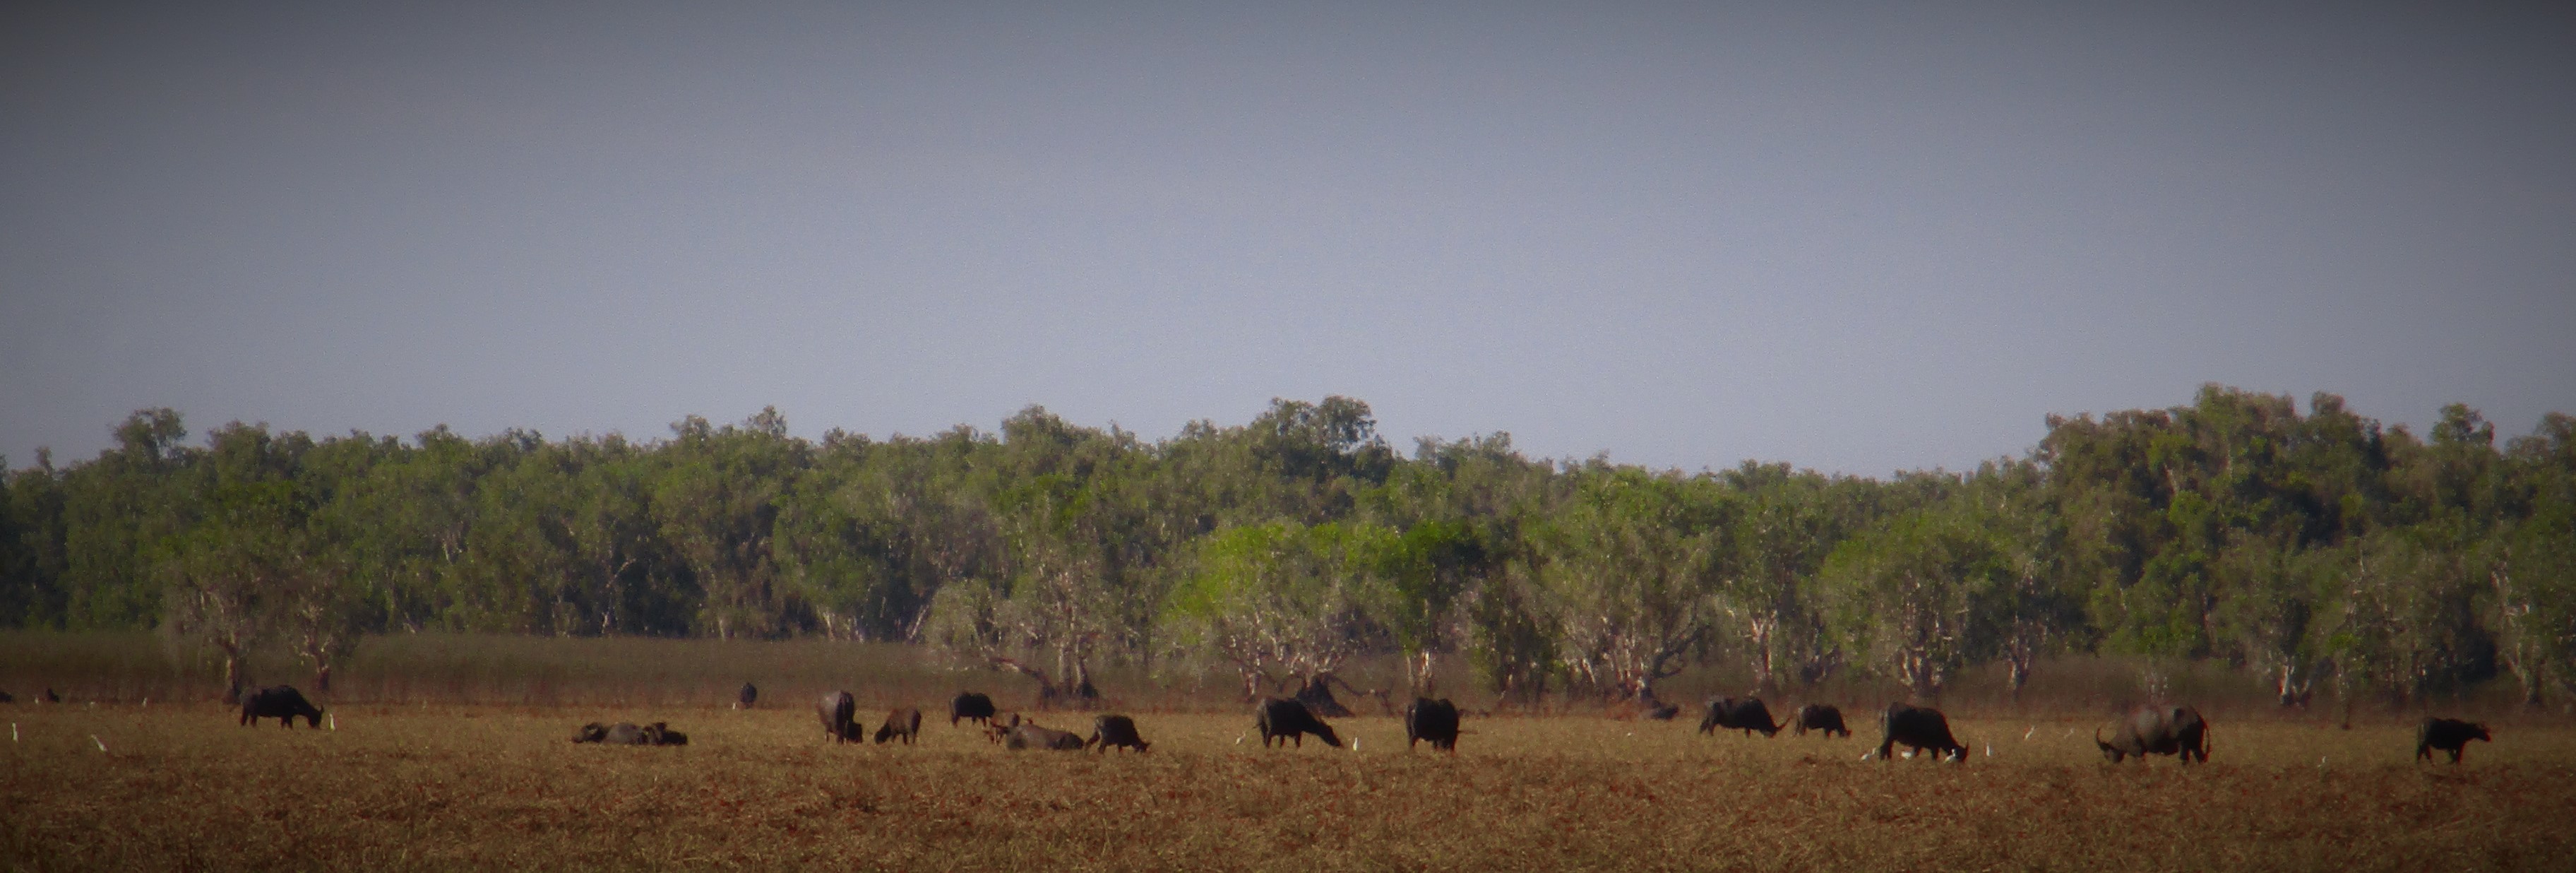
left=3, top=386, right=2572, bottom=709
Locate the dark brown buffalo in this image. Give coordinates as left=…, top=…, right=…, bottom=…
left=0, top=691, right=13, bottom=703
left=1086, top=714, right=1151, bottom=753
left=1406, top=697, right=1461, bottom=752
left=578, top=722, right=648, bottom=744
left=1793, top=703, right=1850, bottom=738
left=819, top=691, right=860, bottom=744
left=1005, top=721, right=1087, bottom=751
left=874, top=708, right=922, bottom=745
left=1642, top=700, right=1681, bottom=720
left=572, top=721, right=686, bottom=745
left=640, top=722, right=688, bottom=746
left=1256, top=697, right=1343, bottom=749
left=737, top=682, right=758, bottom=709
left=1698, top=696, right=1784, bottom=737
left=2416, top=718, right=2491, bottom=764
left=950, top=691, right=998, bottom=727
left=239, top=686, right=323, bottom=728
left=1876, top=703, right=1967, bottom=763
left=2097, top=706, right=2210, bottom=764
left=983, top=713, right=1021, bottom=744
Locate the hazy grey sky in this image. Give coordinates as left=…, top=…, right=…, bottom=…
left=6, top=1, right=2572, bottom=476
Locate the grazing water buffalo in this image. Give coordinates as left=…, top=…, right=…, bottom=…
left=0, top=691, right=13, bottom=703
left=950, top=691, right=998, bottom=727
left=1699, top=697, right=1784, bottom=737
left=737, top=682, right=758, bottom=709
left=2097, top=706, right=2210, bottom=764
left=1793, top=704, right=1850, bottom=738
left=2416, top=718, right=2491, bottom=764
left=239, top=686, right=323, bottom=728
left=874, top=708, right=922, bottom=745
left=1006, top=721, right=1088, bottom=751
left=1257, top=697, right=1344, bottom=749
left=1406, top=697, right=1462, bottom=752
left=819, top=691, right=860, bottom=744
left=1086, top=714, right=1151, bottom=753
left=1877, top=703, right=1967, bottom=763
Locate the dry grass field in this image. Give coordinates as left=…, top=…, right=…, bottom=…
left=5, top=700, right=2572, bottom=872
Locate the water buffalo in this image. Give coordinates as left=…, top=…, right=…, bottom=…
left=239, top=686, right=323, bottom=728
left=874, top=707, right=922, bottom=745
left=819, top=691, right=860, bottom=744
left=1699, top=696, right=1784, bottom=737
left=571, top=721, right=685, bottom=745
left=950, top=691, right=998, bottom=727
left=1086, top=714, right=1151, bottom=753
left=2097, top=706, right=2209, bottom=764
left=737, top=682, right=758, bottom=709
left=982, top=713, right=1021, bottom=744
left=640, top=722, right=688, bottom=746
left=576, top=722, right=648, bottom=744
left=1793, top=703, right=1850, bottom=738
left=0, top=691, right=13, bottom=703
left=1876, top=703, right=1967, bottom=763
left=1406, top=697, right=1461, bottom=752
left=1256, top=697, right=1344, bottom=749
left=1005, top=721, right=1088, bottom=751
left=2416, top=718, right=2490, bottom=764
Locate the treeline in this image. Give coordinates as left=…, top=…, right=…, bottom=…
left=1, top=388, right=2572, bottom=711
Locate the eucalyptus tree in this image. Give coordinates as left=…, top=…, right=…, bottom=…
left=652, top=408, right=806, bottom=639
left=156, top=422, right=315, bottom=699
left=1818, top=494, right=2012, bottom=701
left=1527, top=465, right=1731, bottom=704
left=0, top=450, right=68, bottom=627
left=59, top=409, right=196, bottom=628
left=1163, top=521, right=1393, bottom=701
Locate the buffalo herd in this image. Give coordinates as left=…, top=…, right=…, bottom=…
left=201, top=680, right=2508, bottom=768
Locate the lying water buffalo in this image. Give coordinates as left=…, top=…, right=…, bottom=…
left=239, top=686, right=323, bottom=728
left=1407, top=697, right=1461, bottom=752
left=1699, top=696, right=1784, bottom=737
left=573, top=721, right=686, bottom=745
left=737, top=682, right=758, bottom=710
left=1793, top=703, right=1849, bottom=738
left=2416, top=718, right=2490, bottom=764
left=640, top=722, right=688, bottom=746
left=874, top=707, right=922, bottom=745
left=1086, top=714, right=1151, bottom=754
left=2097, top=706, right=2210, bottom=764
left=819, top=691, right=860, bottom=744
left=983, top=713, right=1021, bottom=744
left=1005, top=721, right=1088, bottom=751
left=1876, top=703, right=1967, bottom=763
left=1257, top=697, right=1344, bottom=749
left=950, top=691, right=998, bottom=727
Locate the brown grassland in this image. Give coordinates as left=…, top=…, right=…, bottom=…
left=3, top=634, right=2572, bottom=872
